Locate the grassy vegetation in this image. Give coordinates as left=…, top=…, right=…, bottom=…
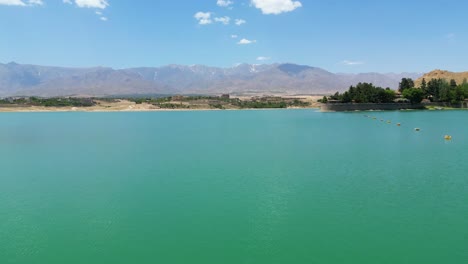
left=125, top=95, right=310, bottom=109
left=0, top=95, right=311, bottom=110
left=0, top=97, right=96, bottom=107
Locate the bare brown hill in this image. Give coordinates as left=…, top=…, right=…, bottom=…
left=415, top=70, right=468, bottom=87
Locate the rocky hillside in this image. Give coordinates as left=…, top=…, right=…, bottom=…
left=415, top=69, right=468, bottom=87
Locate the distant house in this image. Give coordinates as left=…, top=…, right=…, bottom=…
left=220, top=94, right=230, bottom=99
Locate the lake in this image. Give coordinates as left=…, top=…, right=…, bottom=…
left=1, top=110, right=467, bottom=264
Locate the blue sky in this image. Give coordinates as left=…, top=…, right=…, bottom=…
left=0, top=0, right=467, bottom=73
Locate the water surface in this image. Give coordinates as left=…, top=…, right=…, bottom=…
left=1, top=110, right=467, bottom=264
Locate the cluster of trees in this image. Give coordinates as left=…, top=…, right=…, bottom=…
left=234, top=98, right=309, bottom=109
left=323, top=83, right=396, bottom=104
left=400, top=78, right=468, bottom=104
left=321, top=77, right=468, bottom=105
left=129, top=97, right=172, bottom=105
left=126, top=95, right=310, bottom=109
left=0, top=97, right=95, bottom=107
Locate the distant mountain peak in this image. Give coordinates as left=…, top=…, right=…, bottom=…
left=278, top=63, right=315, bottom=75
left=6, top=61, right=19, bottom=66
left=0, top=62, right=422, bottom=97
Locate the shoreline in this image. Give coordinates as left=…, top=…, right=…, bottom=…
left=0, top=97, right=322, bottom=113
left=0, top=106, right=320, bottom=113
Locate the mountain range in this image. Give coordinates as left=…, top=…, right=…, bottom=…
left=0, top=62, right=422, bottom=97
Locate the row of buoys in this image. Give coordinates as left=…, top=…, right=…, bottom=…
left=364, top=115, right=400, bottom=127
left=364, top=115, right=452, bottom=141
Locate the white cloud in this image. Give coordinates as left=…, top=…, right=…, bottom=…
left=28, top=0, right=42, bottom=5
left=251, top=0, right=302, bottom=15
left=0, top=0, right=26, bottom=5
left=194, top=12, right=212, bottom=25
left=74, top=0, right=108, bottom=9
left=63, top=0, right=72, bottom=3
left=0, top=0, right=42, bottom=6
left=257, top=56, right=271, bottom=61
left=235, top=19, right=246, bottom=25
left=214, top=16, right=231, bottom=25
left=238, top=38, right=256, bottom=45
left=341, top=60, right=364, bottom=66
left=95, top=11, right=102, bottom=15
left=217, top=0, right=233, bottom=7
left=100, top=16, right=107, bottom=21
left=231, top=34, right=238, bottom=38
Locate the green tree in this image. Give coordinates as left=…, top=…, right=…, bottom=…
left=420, top=78, right=428, bottom=96
left=399, top=78, right=415, bottom=93
left=330, top=92, right=340, bottom=100
left=321, top=96, right=328, bottom=103
left=450, top=79, right=457, bottom=87
left=341, top=91, right=352, bottom=103
left=336, top=83, right=397, bottom=103
left=403, top=88, right=424, bottom=104
left=427, top=78, right=443, bottom=101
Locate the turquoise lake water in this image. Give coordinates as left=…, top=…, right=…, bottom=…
left=0, top=110, right=467, bottom=264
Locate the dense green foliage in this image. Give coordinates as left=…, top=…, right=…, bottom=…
left=234, top=101, right=288, bottom=109
left=0, top=97, right=95, bottom=107
left=328, top=83, right=396, bottom=103
left=399, top=78, right=415, bottom=93
left=125, top=95, right=310, bottom=109
left=325, top=77, right=468, bottom=106
left=421, top=78, right=468, bottom=103
left=402, top=88, right=424, bottom=104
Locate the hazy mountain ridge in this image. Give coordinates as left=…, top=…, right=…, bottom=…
left=0, top=62, right=422, bottom=97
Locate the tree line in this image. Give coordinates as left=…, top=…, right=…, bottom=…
left=322, top=82, right=396, bottom=104
left=321, top=77, right=468, bottom=104
left=401, top=78, right=468, bottom=104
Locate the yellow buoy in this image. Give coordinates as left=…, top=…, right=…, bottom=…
left=444, top=135, right=452, bottom=141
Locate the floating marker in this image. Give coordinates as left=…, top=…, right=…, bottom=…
left=415, top=128, right=421, bottom=131
left=444, top=135, right=452, bottom=141
left=397, top=123, right=401, bottom=127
